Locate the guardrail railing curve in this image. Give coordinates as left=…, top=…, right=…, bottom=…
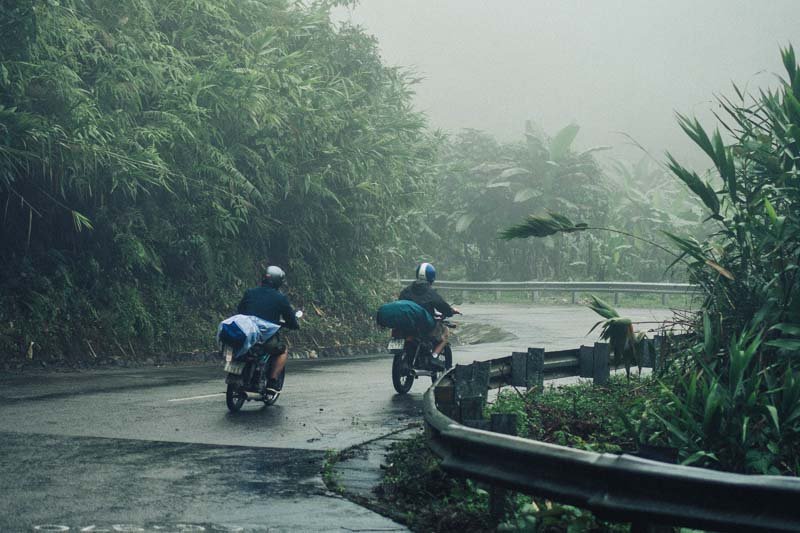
left=422, top=343, right=800, bottom=532
left=398, top=279, right=700, bottom=304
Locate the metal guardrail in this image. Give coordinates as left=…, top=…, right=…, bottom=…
left=423, top=344, right=800, bottom=532
left=399, top=279, right=700, bottom=304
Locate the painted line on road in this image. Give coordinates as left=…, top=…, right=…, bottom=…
left=168, top=393, right=225, bottom=402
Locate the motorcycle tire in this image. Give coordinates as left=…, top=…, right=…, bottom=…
left=226, top=382, right=246, bottom=412
left=392, top=351, right=414, bottom=394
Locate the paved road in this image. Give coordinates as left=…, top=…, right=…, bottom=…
left=0, top=304, right=673, bottom=532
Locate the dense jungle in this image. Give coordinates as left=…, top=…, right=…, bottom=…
left=0, top=0, right=701, bottom=363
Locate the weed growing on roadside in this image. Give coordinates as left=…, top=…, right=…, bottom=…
left=376, top=435, right=493, bottom=533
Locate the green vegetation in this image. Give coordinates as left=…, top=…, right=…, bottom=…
left=487, top=376, right=652, bottom=454
left=373, top=379, right=646, bottom=532
left=376, top=435, right=493, bottom=533
left=373, top=45, right=800, bottom=532
left=418, top=125, right=700, bottom=283
left=503, top=46, right=800, bottom=475
left=0, top=2, right=703, bottom=364
left=0, top=0, right=434, bottom=361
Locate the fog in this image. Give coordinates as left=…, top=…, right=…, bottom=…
left=335, top=0, right=799, bottom=167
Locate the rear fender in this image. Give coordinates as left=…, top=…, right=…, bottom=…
left=225, top=374, right=243, bottom=385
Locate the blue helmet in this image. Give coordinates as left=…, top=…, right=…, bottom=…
left=415, top=262, right=436, bottom=284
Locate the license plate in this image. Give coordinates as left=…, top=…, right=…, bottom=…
left=224, top=362, right=244, bottom=375
left=223, top=345, right=234, bottom=362
left=387, top=339, right=404, bottom=350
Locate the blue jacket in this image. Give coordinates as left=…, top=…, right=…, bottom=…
left=237, top=286, right=299, bottom=330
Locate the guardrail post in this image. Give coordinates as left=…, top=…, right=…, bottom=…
left=614, top=292, right=620, bottom=305
left=434, top=382, right=457, bottom=420
left=489, top=413, right=518, bottom=521
left=528, top=347, right=544, bottom=391
left=579, top=345, right=593, bottom=378
left=661, top=293, right=668, bottom=306
left=653, top=335, right=666, bottom=375
left=511, top=351, right=527, bottom=387
left=640, top=338, right=654, bottom=369
left=462, top=289, right=468, bottom=302
left=532, top=290, right=539, bottom=303
left=511, top=349, right=544, bottom=392
left=454, top=361, right=490, bottom=425
left=593, top=342, right=610, bottom=386
left=571, top=291, right=577, bottom=304
left=495, top=290, right=501, bottom=301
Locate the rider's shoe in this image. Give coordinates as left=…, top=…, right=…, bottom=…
left=430, top=353, right=446, bottom=370
left=265, top=378, right=282, bottom=396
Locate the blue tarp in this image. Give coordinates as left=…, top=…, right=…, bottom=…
left=217, top=314, right=281, bottom=360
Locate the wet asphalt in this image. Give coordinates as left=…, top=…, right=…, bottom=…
left=0, top=304, right=673, bottom=532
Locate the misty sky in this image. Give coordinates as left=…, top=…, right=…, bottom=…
left=335, top=1, right=799, bottom=168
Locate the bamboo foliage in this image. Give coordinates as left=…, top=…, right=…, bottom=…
left=0, top=0, right=434, bottom=356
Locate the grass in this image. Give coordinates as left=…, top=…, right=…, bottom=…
left=322, top=449, right=345, bottom=494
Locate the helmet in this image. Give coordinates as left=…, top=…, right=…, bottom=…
left=262, top=265, right=286, bottom=289
left=415, top=262, right=436, bottom=284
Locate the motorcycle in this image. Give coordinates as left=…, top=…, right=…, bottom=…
left=221, top=310, right=303, bottom=412
left=388, top=314, right=456, bottom=394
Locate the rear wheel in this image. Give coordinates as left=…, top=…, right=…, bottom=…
left=392, top=351, right=414, bottom=394
left=226, top=382, right=246, bottom=412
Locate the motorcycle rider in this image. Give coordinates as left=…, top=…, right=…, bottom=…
left=236, top=265, right=299, bottom=394
left=398, top=262, right=460, bottom=366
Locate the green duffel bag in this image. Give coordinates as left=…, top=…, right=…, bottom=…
left=376, top=299, right=435, bottom=336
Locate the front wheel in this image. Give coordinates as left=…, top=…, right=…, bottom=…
left=392, top=351, right=414, bottom=394
left=226, top=382, right=246, bottom=412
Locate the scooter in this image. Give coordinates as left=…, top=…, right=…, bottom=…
left=221, top=310, right=302, bottom=412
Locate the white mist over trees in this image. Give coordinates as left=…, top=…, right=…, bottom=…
left=335, top=0, right=798, bottom=167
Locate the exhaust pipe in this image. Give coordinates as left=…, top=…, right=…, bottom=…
left=245, top=391, right=262, bottom=400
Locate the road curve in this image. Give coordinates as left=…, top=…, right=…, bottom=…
left=0, top=304, right=673, bottom=531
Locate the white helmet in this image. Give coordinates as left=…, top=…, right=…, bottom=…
left=263, top=265, right=286, bottom=289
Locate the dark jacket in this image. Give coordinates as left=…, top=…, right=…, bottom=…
left=237, top=286, right=299, bottom=330
left=398, top=280, right=455, bottom=318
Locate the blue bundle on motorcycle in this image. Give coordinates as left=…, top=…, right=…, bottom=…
left=376, top=300, right=434, bottom=336
left=219, top=321, right=247, bottom=350
left=217, top=314, right=281, bottom=360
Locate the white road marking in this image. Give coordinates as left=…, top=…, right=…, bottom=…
left=168, top=393, right=225, bottom=402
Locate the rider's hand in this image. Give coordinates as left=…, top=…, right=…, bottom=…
left=451, top=306, right=462, bottom=315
